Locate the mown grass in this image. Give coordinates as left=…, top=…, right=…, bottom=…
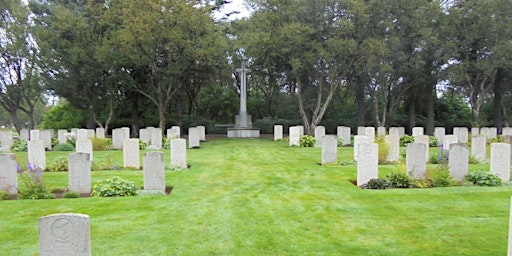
left=1, top=138, right=511, bottom=255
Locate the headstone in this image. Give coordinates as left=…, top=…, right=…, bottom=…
left=170, top=138, right=187, bottom=169
left=503, top=127, right=512, bottom=136
left=337, top=126, right=351, bottom=146
left=0, top=153, right=18, bottom=195
left=0, top=130, right=13, bottom=150
left=365, top=127, right=375, bottom=142
left=314, top=126, right=326, bottom=147
left=146, top=127, right=155, bottom=141
left=490, top=127, right=498, bottom=138
left=385, top=135, right=400, bottom=162
left=434, top=127, right=446, bottom=146
left=398, top=127, right=405, bottom=137
left=414, top=135, right=430, bottom=162
left=28, top=140, right=46, bottom=170
left=448, top=143, right=469, bottom=182
left=20, top=129, right=29, bottom=141
left=121, top=127, right=130, bottom=140
left=68, top=153, right=91, bottom=194
left=167, top=127, right=179, bottom=140
left=353, top=135, right=369, bottom=162
left=40, top=130, right=53, bottom=151
left=123, top=139, right=140, bottom=169
left=480, top=127, right=490, bottom=138
left=70, top=128, right=79, bottom=136
left=143, top=151, right=165, bottom=192
left=297, top=125, right=304, bottom=137
left=274, top=125, right=283, bottom=141
left=377, top=127, right=386, bottom=137
left=139, top=129, right=149, bottom=143
left=86, top=129, right=95, bottom=139
left=490, top=143, right=511, bottom=181
left=111, top=128, right=126, bottom=150
left=454, top=127, right=468, bottom=143
left=76, top=129, right=88, bottom=141
left=444, top=135, right=458, bottom=149
left=75, top=139, right=93, bottom=161
left=57, top=130, right=68, bottom=144
left=30, top=129, right=40, bottom=141
left=188, top=127, right=200, bottom=148
left=150, top=128, right=162, bottom=149
left=389, top=127, right=400, bottom=137
left=356, top=143, right=378, bottom=186
left=39, top=213, right=91, bottom=256
left=502, top=136, right=512, bottom=162
left=95, top=128, right=105, bottom=139
left=406, top=143, right=427, bottom=179
left=471, top=136, right=487, bottom=162
left=321, top=135, right=337, bottom=165
left=412, top=127, right=424, bottom=136
left=471, top=127, right=480, bottom=136
left=357, top=126, right=366, bottom=135
left=171, top=126, right=181, bottom=138
left=289, top=126, right=300, bottom=146
left=197, top=126, right=206, bottom=141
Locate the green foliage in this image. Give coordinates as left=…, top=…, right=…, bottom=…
left=53, top=143, right=74, bottom=151
left=361, top=178, right=389, bottom=189
left=48, top=157, right=68, bottom=172
left=66, top=135, right=76, bottom=147
left=468, top=155, right=480, bottom=164
left=339, top=160, right=356, bottom=166
left=39, top=102, right=86, bottom=130
left=376, top=136, right=390, bottom=164
left=465, top=172, right=503, bottom=187
left=92, top=138, right=111, bottom=151
left=429, top=167, right=458, bottom=187
left=18, top=165, right=55, bottom=200
left=139, top=140, right=148, bottom=150
left=0, top=190, right=8, bottom=200
left=163, top=138, right=171, bottom=150
left=429, top=136, right=439, bottom=147
left=386, top=171, right=414, bottom=188
left=92, top=177, right=138, bottom=197
left=399, top=135, right=414, bottom=147
left=11, top=139, right=27, bottom=152
left=337, top=138, right=343, bottom=147
left=299, top=135, right=316, bottom=147
left=488, top=136, right=501, bottom=145
left=64, top=191, right=80, bottom=198
left=412, top=179, right=434, bottom=189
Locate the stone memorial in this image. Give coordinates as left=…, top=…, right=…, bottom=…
left=480, top=127, right=490, bottom=138
left=123, top=139, right=140, bottom=169
left=68, top=153, right=91, bottom=194
left=490, top=143, right=511, bottom=181
left=171, top=126, right=181, bottom=138
left=357, top=126, right=366, bottom=135
left=30, top=129, right=40, bottom=141
left=274, top=125, right=283, bottom=141
left=75, top=139, right=93, bottom=161
left=289, top=126, right=300, bottom=147
left=471, top=127, right=480, bottom=136
left=167, top=127, right=180, bottom=139
left=414, top=135, right=430, bottom=162
left=197, top=126, right=206, bottom=141
left=321, top=135, right=338, bottom=165
left=434, top=127, right=446, bottom=146
left=20, top=129, right=29, bottom=141
left=353, top=135, right=369, bottom=162
left=76, top=129, right=88, bottom=141
left=356, top=143, right=378, bottom=186
left=111, top=128, right=126, bottom=150
left=40, top=130, right=53, bottom=151
left=385, top=135, right=400, bottom=163
left=95, top=128, right=105, bottom=139
left=150, top=128, right=162, bottom=149
left=170, top=138, right=187, bottom=169
left=377, top=126, right=386, bottom=137
left=365, top=127, right=375, bottom=143
left=503, top=127, right=512, bottom=136
left=86, top=129, right=95, bottom=139
left=0, top=130, right=13, bottom=150
left=454, top=127, right=468, bottom=143
left=490, top=127, right=498, bottom=138
left=70, top=128, right=79, bottom=136
left=57, top=130, right=68, bottom=144
left=389, top=127, right=400, bottom=137
left=314, top=126, right=326, bottom=147
left=337, top=126, right=351, bottom=146
left=188, top=127, right=200, bottom=148
left=448, top=143, right=469, bottom=182
left=139, top=129, right=149, bottom=143
left=0, top=153, right=18, bottom=195
left=444, top=135, right=458, bottom=149
left=406, top=143, right=427, bottom=179
left=28, top=140, right=46, bottom=170
left=471, top=136, right=487, bottom=162
left=121, top=127, right=130, bottom=139
left=412, top=127, right=424, bottom=136
left=39, top=213, right=91, bottom=256
left=143, top=151, right=165, bottom=192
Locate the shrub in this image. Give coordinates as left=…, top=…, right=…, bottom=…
left=139, top=140, right=148, bottom=150
left=92, top=138, right=111, bottom=151
left=337, top=138, right=343, bottom=147
left=0, top=191, right=8, bottom=200
left=53, top=143, right=74, bottom=151
left=64, top=191, right=80, bottom=198
left=18, top=164, right=55, bottom=199
left=376, top=136, right=390, bottom=164
left=465, top=172, right=503, bottom=186
left=48, top=157, right=68, bottom=172
left=299, top=135, right=316, bottom=147
left=92, top=177, right=138, bottom=197
left=163, top=138, right=171, bottom=150
left=361, top=178, right=389, bottom=189
left=468, top=155, right=480, bottom=164
left=412, top=179, right=434, bottom=188
left=11, top=140, right=27, bottom=152
left=429, top=136, right=439, bottom=147
left=66, top=135, right=76, bottom=147
left=386, top=171, right=414, bottom=188
left=399, top=135, right=414, bottom=147
left=429, top=167, right=458, bottom=187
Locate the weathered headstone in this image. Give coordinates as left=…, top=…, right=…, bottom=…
left=20, top=129, right=29, bottom=141
left=0, top=130, right=13, bottom=150
left=385, top=135, right=400, bottom=163
left=68, top=153, right=91, bottom=194
left=171, top=126, right=181, bottom=138
left=167, top=127, right=179, bottom=140
left=39, top=213, right=91, bottom=256
left=398, top=127, right=405, bottom=137
left=121, top=127, right=130, bottom=140
left=471, top=136, right=487, bottom=162
left=490, top=143, right=511, bottom=181
left=289, top=126, right=300, bottom=147
left=444, top=135, right=458, bottom=149
left=503, top=127, right=512, bottom=136
left=139, top=129, right=149, bottom=143
left=357, top=126, right=366, bottom=135
left=86, top=129, right=95, bottom=139
left=30, top=129, right=40, bottom=141
left=314, top=126, right=326, bottom=147
left=389, top=127, right=400, bottom=137
left=321, top=135, right=337, bottom=165
left=274, top=125, right=283, bottom=141
left=448, top=143, right=469, bottom=182
left=170, top=138, right=187, bottom=169
left=123, top=139, right=140, bottom=169
left=188, top=127, right=200, bottom=149
left=76, top=129, right=88, bottom=141
left=480, top=127, right=490, bottom=138
left=57, top=130, right=68, bottom=144
left=434, top=127, right=446, bottom=146
left=143, top=151, right=165, bottom=192
left=353, top=135, right=369, bottom=162
left=414, top=135, right=430, bottom=162
left=454, top=127, right=469, bottom=143
left=356, top=143, right=378, bottom=186
left=337, top=126, right=351, bottom=146
left=70, top=128, right=79, bottom=136
left=75, top=139, right=93, bottom=161
left=40, top=130, right=53, bottom=151
left=412, top=127, right=424, bottom=136
left=471, top=127, right=480, bottom=136
left=377, top=127, right=386, bottom=137
left=297, top=125, right=304, bottom=137
left=0, top=153, right=18, bottom=195
left=490, top=127, right=498, bottom=139
left=95, top=128, right=105, bottom=139
left=197, top=126, right=206, bottom=142
left=28, top=140, right=46, bottom=170
left=406, top=143, right=427, bottom=179
left=365, top=127, right=375, bottom=143
left=150, top=128, right=162, bottom=149
left=111, top=128, right=126, bottom=150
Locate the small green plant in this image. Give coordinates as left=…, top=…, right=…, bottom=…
left=361, top=178, right=389, bottom=189
left=465, top=172, right=503, bottom=186
left=64, top=191, right=80, bottom=198
left=166, top=165, right=186, bottom=171
left=53, top=143, right=74, bottom=151
left=92, top=177, right=138, bottom=197
left=468, top=155, right=480, bottom=164
left=0, top=190, right=8, bottom=200
left=92, top=138, right=111, bottom=151
left=376, top=136, right=390, bottom=164
left=428, top=167, right=458, bottom=187
left=412, top=179, right=433, bottom=188
left=66, top=135, right=76, bottom=147
left=163, top=138, right=171, bottom=150
left=48, top=157, right=68, bottom=172
left=429, top=136, right=439, bottom=147
left=399, top=135, right=414, bottom=147
left=18, top=164, right=55, bottom=200
left=340, top=160, right=356, bottom=166
left=299, top=135, right=316, bottom=147
left=386, top=171, right=414, bottom=188
left=11, top=140, right=27, bottom=152
left=337, top=138, right=343, bottom=147
left=139, top=140, right=148, bottom=150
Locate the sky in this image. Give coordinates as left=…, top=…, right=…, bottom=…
left=213, top=0, right=252, bottom=20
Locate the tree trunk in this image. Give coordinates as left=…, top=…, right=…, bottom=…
left=130, top=90, right=140, bottom=138
left=408, top=93, right=416, bottom=135
left=494, top=68, right=504, bottom=131
left=425, top=83, right=435, bottom=135
left=356, top=83, right=365, bottom=126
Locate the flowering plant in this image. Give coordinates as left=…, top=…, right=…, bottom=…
left=18, top=163, right=54, bottom=199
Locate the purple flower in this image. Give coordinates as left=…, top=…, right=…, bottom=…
left=16, top=164, right=22, bottom=173
left=27, top=162, right=34, bottom=172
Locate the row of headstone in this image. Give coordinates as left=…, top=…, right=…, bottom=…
left=122, top=138, right=188, bottom=169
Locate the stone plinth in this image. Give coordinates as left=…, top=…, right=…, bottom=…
left=227, top=128, right=260, bottom=138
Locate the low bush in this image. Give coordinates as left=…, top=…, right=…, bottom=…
left=361, top=178, right=389, bottom=189
left=92, top=177, right=138, bottom=197
left=428, top=167, right=458, bottom=187
left=386, top=171, right=414, bottom=188
left=19, top=165, right=55, bottom=199
left=429, top=136, right=439, bottom=147
left=376, top=136, right=390, bottom=164
left=64, top=191, right=80, bottom=198
left=299, top=135, right=316, bottom=147
left=48, top=157, right=68, bottom=172
left=53, top=143, right=74, bottom=151
left=465, top=172, right=503, bottom=186
left=92, top=138, right=111, bottom=151
left=0, top=191, right=8, bottom=200
left=399, top=135, right=414, bottom=147
left=11, top=140, right=27, bottom=152
left=139, top=140, right=148, bottom=150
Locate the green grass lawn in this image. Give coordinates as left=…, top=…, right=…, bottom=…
left=1, top=138, right=511, bottom=255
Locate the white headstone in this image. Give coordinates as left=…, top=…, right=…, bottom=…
left=471, top=127, right=480, bottom=136
left=170, top=138, right=187, bottom=169
left=448, top=143, right=469, bottom=182
left=143, top=151, right=165, bottom=192
left=86, top=129, right=95, bottom=139
left=57, top=129, right=68, bottom=144
left=139, top=129, right=149, bottom=143
left=197, top=126, right=206, bottom=141
left=76, top=129, right=88, bottom=141
left=111, top=128, right=126, bottom=150
left=121, top=127, right=130, bottom=139
left=321, top=135, right=337, bottom=165
left=40, top=130, right=53, bottom=151
left=20, top=129, right=29, bottom=141
left=39, top=213, right=91, bottom=256
left=150, top=128, right=162, bottom=149
left=30, top=129, right=40, bottom=141
left=412, top=127, right=424, bottom=136
left=274, top=125, right=283, bottom=141
left=453, top=127, right=468, bottom=143
left=365, top=127, right=375, bottom=143
left=490, top=143, right=511, bottom=181
left=289, top=126, right=300, bottom=147
left=0, top=130, right=13, bottom=150
left=337, top=126, right=351, bottom=146
left=490, top=127, right=498, bottom=138
left=188, top=127, right=200, bottom=148
left=503, top=127, right=512, bottom=136
left=123, top=139, right=140, bottom=169
left=406, top=143, right=427, bottom=179
left=357, top=126, right=366, bottom=135
left=68, top=153, right=91, bottom=194
left=356, top=143, right=378, bottom=186
left=70, top=128, right=79, bottom=136
left=95, top=128, right=105, bottom=139
left=434, top=127, right=446, bottom=146
left=444, top=135, right=458, bottom=150
left=167, top=127, right=179, bottom=140
left=297, top=125, right=304, bottom=137
left=389, top=127, right=400, bottom=137
left=0, top=153, right=18, bottom=195
left=28, top=140, right=46, bottom=170
left=75, top=139, right=93, bottom=161
left=171, top=126, right=181, bottom=138
left=354, top=135, right=369, bottom=162
left=398, top=127, right=405, bottom=137
left=414, top=135, right=430, bottom=162
left=314, top=126, right=326, bottom=147
left=385, top=135, right=400, bottom=163
left=480, top=127, right=490, bottom=138
left=471, top=136, right=487, bottom=162
left=377, top=127, right=386, bottom=137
